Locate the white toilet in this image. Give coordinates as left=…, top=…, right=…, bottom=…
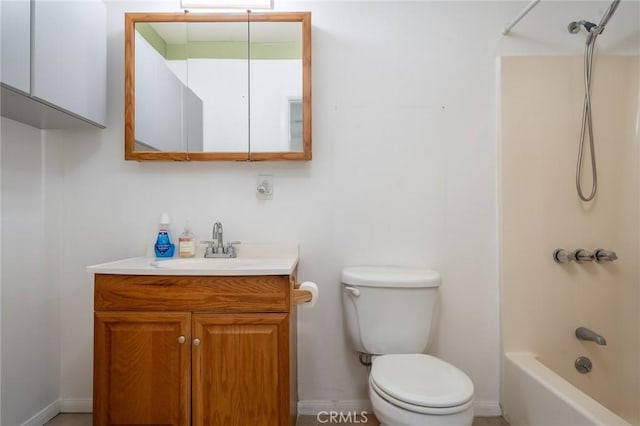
left=341, top=266, right=474, bottom=426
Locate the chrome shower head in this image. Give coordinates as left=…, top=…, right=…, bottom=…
left=568, top=0, right=621, bottom=37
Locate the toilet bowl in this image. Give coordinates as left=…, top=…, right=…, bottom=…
left=341, top=266, right=474, bottom=426
left=369, top=354, right=474, bottom=426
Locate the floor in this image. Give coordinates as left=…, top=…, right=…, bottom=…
left=45, top=414, right=91, bottom=426
left=297, top=415, right=509, bottom=426
left=46, top=413, right=510, bottom=425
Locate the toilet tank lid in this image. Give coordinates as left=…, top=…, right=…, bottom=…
left=341, top=266, right=441, bottom=288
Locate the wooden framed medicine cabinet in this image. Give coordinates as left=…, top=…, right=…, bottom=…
left=124, top=11, right=311, bottom=161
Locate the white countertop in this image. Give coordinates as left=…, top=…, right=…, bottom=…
left=87, top=243, right=299, bottom=276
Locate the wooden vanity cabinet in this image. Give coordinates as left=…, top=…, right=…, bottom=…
left=93, top=274, right=297, bottom=426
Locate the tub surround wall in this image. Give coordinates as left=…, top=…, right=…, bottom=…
left=1, top=1, right=639, bottom=424
left=500, top=56, right=640, bottom=425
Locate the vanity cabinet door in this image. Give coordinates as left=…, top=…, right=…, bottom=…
left=192, top=313, right=290, bottom=426
left=93, top=312, right=191, bottom=426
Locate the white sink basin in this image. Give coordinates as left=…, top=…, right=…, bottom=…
left=150, top=258, right=253, bottom=270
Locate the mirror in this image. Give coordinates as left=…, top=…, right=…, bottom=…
left=124, top=12, right=311, bottom=161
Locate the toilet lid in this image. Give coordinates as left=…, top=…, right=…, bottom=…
left=370, top=354, right=474, bottom=408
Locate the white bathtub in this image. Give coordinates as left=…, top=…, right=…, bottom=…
left=502, top=352, right=631, bottom=426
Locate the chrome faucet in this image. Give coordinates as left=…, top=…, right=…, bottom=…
left=204, top=221, right=239, bottom=258
left=575, top=327, right=607, bottom=345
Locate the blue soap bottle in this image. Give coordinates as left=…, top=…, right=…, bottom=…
left=154, top=212, right=175, bottom=257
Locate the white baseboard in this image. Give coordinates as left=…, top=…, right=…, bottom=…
left=298, top=399, right=502, bottom=417
left=19, top=398, right=92, bottom=426
left=59, top=398, right=92, bottom=413
left=473, top=401, right=502, bottom=417
left=21, top=400, right=60, bottom=426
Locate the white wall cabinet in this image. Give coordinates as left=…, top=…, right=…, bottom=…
left=1, top=0, right=31, bottom=94
left=0, top=0, right=107, bottom=129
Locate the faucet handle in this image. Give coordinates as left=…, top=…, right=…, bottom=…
left=553, top=249, right=576, bottom=263
left=225, top=241, right=241, bottom=257
left=201, top=240, right=215, bottom=255
left=574, top=249, right=594, bottom=263
left=594, top=248, right=617, bottom=262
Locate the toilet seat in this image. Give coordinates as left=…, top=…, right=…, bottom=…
left=370, top=354, right=474, bottom=414
left=370, top=377, right=474, bottom=416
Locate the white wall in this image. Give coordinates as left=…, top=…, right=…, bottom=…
left=1, top=0, right=638, bottom=421
left=1, top=118, right=62, bottom=425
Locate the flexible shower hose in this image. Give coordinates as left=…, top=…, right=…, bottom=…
left=576, top=34, right=598, bottom=202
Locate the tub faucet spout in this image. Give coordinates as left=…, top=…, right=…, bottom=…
left=575, top=327, right=607, bottom=345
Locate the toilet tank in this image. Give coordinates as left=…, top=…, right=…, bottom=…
left=341, top=266, right=440, bottom=355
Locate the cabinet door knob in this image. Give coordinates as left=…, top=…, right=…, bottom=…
left=193, top=338, right=201, bottom=346
left=177, top=336, right=186, bottom=344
